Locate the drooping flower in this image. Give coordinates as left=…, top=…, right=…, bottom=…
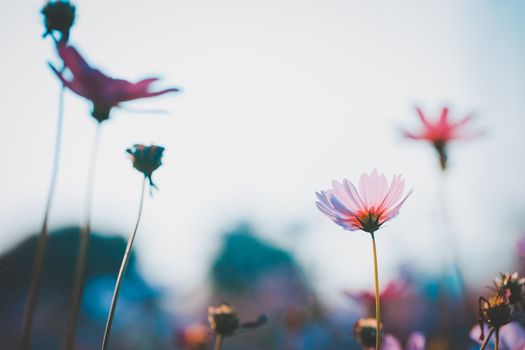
left=49, top=44, right=180, bottom=122
left=316, top=169, right=412, bottom=234
left=403, top=107, right=478, bottom=169
left=478, top=292, right=513, bottom=341
left=207, top=302, right=266, bottom=337
left=41, top=0, right=76, bottom=43
left=126, top=144, right=165, bottom=189
left=354, top=318, right=383, bottom=348
left=353, top=318, right=425, bottom=350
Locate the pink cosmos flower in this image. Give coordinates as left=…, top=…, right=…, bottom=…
left=49, top=43, right=180, bottom=122
left=403, top=107, right=478, bottom=169
left=345, top=281, right=410, bottom=307
left=316, top=169, right=412, bottom=233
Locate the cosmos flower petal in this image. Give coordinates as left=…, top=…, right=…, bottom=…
left=380, top=175, right=405, bottom=210
left=331, top=180, right=360, bottom=214
left=382, top=189, right=413, bottom=222
left=415, top=107, right=431, bottom=128
left=343, top=179, right=366, bottom=212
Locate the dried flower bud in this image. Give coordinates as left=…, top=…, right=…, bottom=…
left=126, top=144, right=164, bottom=189
left=208, top=302, right=240, bottom=336
left=353, top=318, right=383, bottom=348
left=41, top=1, right=76, bottom=43
left=478, top=293, right=513, bottom=340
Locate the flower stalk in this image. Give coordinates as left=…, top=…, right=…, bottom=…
left=213, top=335, right=223, bottom=350
left=101, top=177, right=147, bottom=350
left=20, top=83, right=65, bottom=350
left=479, top=328, right=494, bottom=350
left=371, top=232, right=381, bottom=350
left=64, top=125, right=102, bottom=349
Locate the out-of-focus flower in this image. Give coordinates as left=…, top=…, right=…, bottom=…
left=353, top=318, right=383, bottom=349
left=208, top=302, right=266, bottom=337
left=494, top=273, right=525, bottom=310
left=403, top=107, right=478, bottom=169
left=478, top=292, right=513, bottom=341
left=316, top=169, right=412, bottom=233
left=41, top=1, right=76, bottom=43
left=126, top=144, right=164, bottom=189
left=471, top=323, right=525, bottom=350
left=49, top=44, right=180, bottom=122
left=175, top=324, right=211, bottom=350
left=345, top=281, right=410, bottom=307
left=380, top=332, right=426, bottom=350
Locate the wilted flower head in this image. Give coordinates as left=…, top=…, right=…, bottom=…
left=478, top=292, right=513, bottom=339
left=127, top=144, right=164, bottom=189
left=316, top=169, right=412, bottom=234
left=208, top=302, right=266, bottom=337
left=494, top=273, right=525, bottom=309
left=403, top=107, right=478, bottom=170
left=354, top=318, right=383, bottom=348
left=41, top=1, right=76, bottom=43
left=49, top=43, right=180, bottom=122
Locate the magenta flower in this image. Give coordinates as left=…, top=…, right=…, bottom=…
left=403, top=107, right=478, bottom=169
left=49, top=43, right=180, bottom=122
left=316, top=169, right=412, bottom=234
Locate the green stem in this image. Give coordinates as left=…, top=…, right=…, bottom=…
left=20, top=84, right=65, bottom=350
left=101, top=177, right=147, bottom=350
left=63, top=125, right=102, bottom=350
left=495, top=328, right=499, bottom=350
left=479, top=327, right=494, bottom=350
left=214, top=335, right=223, bottom=350
left=371, top=232, right=381, bottom=350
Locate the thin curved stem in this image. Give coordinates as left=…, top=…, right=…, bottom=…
left=479, top=327, right=495, bottom=350
left=20, top=84, right=65, bottom=350
left=371, top=232, right=381, bottom=350
left=213, top=335, right=223, bottom=350
left=101, top=177, right=147, bottom=350
left=495, top=328, right=500, bottom=350
left=63, top=124, right=102, bottom=350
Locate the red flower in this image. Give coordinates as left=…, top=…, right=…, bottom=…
left=49, top=43, right=180, bottom=122
left=403, top=107, right=478, bottom=169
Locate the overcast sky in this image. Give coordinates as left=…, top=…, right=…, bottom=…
left=1, top=0, right=525, bottom=309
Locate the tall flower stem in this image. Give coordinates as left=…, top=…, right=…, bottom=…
left=101, top=177, right=147, bottom=350
left=438, top=171, right=465, bottom=300
left=479, top=328, right=495, bottom=350
left=370, top=232, right=381, bottom=350
left=495, top=329, right=500, bottom=350
left=213, top=335, right=223, bottom=350
left=64, top=124, right=102, bottom=350
left=20, top=84, right=65, bottom=350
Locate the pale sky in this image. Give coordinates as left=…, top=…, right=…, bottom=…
left=1, top=0, right=525, bottom=310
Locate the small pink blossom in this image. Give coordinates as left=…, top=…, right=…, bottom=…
left=316, top=169, right=412, bottom=233
left=403, top=107, right=478, bottom=169
left=49, top=43, right=180, bottom=122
